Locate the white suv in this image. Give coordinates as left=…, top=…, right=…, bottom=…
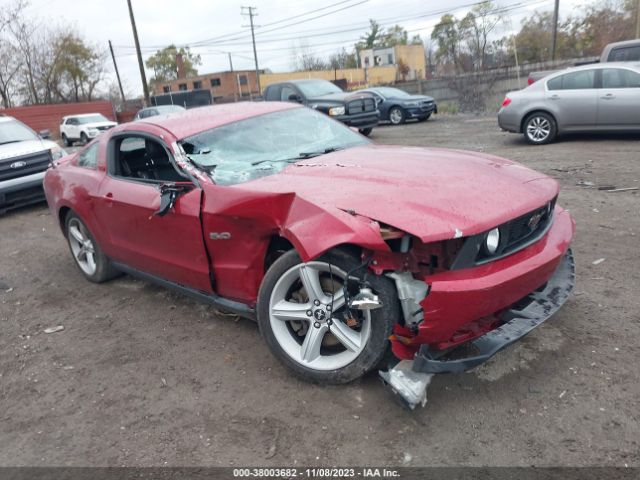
left=59, top=113, right=117, bottom=146
left=1, top=115, right=66, bottom=213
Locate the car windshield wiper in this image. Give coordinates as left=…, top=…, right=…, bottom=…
left=297, top=146, right=344, bottom=158
left=251, top=147, right=344, bottom=167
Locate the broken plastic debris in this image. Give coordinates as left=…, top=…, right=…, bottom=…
left=379, top=360, right=433, bottom=410
left=592, top=258, right=606, bottom=265
left=453, top=228, right=463, bottom=239
left=43, top=325, right=64, bottom=334
left=559, top=390, right=567, bottom=399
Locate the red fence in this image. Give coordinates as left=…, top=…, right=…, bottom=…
left=1, top=101, right=115, bottom=138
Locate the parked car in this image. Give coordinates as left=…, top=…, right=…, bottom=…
left=263, top=79, right=379, bottom=135
left=499, top=62, right=640, bottom=144
left=0, top=115, right=66, bottom=214
left=528, top=38, right=640, bottom=85
left=134, top=104, right=186, bottom=121
left=59, top=113, right=117, bottom=147
left=356, top=87, right=437, bottom=125
left=43, top=102, right=575, bottom=408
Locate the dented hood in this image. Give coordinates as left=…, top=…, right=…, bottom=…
left=239, top=145, right=559, bottom=242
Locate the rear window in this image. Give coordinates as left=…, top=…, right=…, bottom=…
left=607, top=45, right=640, bottom=62
left=547, top=70, right=595, bottom=90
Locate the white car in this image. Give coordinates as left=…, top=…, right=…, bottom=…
left=1, top=115, right=66, bottom=213
left=59, top=113, right=117, bottom=146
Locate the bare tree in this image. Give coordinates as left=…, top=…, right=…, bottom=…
left=459, top=1, right=504, bottom=70
left=290, top=42, right=328, bottom=71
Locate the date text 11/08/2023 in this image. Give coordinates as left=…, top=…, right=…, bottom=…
left=232, top=467, right=400, bottom=478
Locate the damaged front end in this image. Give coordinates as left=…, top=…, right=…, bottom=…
left=367, top=205, right=576, bottom=410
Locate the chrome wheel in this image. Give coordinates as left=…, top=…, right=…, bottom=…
left=389, top=107, right=404, bottom=125
left=68, top=218, right=97, bottom=276
left=526, top=116, right=551, bottom=142
left=268, top=261, right=371, bottom=371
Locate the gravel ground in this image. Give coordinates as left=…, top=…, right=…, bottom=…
left=0, top=115, right=638, bottom=467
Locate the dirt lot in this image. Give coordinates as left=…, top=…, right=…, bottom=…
left=1, top=115, right=639, bottom=467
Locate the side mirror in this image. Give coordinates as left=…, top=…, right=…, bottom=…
left=154, top=183, right=190, bottom=217
left=39, top=129, right=50, bottom=139
left=288, top=93, right=302, bottom=103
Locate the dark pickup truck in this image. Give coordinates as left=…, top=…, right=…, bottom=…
left=263, top=79, right=379, bottom=136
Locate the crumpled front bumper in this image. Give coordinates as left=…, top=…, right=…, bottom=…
left=413, top=248, right=575, bottom=374
left=381, top=248, right=575, bottom=409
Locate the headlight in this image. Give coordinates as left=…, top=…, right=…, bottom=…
left=484, top=228, right=500, bottom=254
left=88, top=128, right=98, bottom=133
left=50, top=146, right=67, bottom=160
left=328, top=106, right=345, bottom=116
left=404, top=101, right=420, bottom=107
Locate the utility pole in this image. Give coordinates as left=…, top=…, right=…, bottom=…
left=241, top=6, right=261, bottom=94
left=228, top=52, right=234, bottom=72
left=108, top=40, right=126, bottom=102
left=636, top=0, right=640, bottom=38
left=127, top=0, right=150, bottom=106
left=551, top=0, right=559, bottom=61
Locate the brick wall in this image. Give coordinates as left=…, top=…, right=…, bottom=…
left=1, top=101, right=115, bottom=138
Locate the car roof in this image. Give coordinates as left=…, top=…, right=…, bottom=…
left=604, top=39, right=640, bottom=49
left=287, top=79, right=331, bottom=84
left=133, top=101, right=300, bottom=139
left=545, top=62, right=640, bottom=79
left=62, top=113, right=104, bottom=119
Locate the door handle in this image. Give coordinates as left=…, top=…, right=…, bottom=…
left=600, top=94, right=615, bottom=100
left=104, top=192, right=113, bottom=201
left=550, top=95, right=560, bottom=100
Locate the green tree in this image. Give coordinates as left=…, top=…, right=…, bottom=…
left=382, top=25, right=408, bottom=46
left=145, top=45, right=201, bottom=84
left=431, top=14, right=461, bottom=67
left=357, top=19, right=383, bottom=49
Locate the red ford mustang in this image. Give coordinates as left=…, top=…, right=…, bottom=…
left=44, top=102, right=575, bottom=408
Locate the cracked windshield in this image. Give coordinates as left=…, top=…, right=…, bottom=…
left=179, top=107, right=368, bottom=185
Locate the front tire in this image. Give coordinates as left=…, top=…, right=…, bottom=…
left=80, top=132, right=88, bottom=144
left=62, top=133, right=71, bottom=147
left=358, top=127, right=373, bottom=137
left=389, top=106, right=406, bottom=125
left=65, top=212, right=119, bottom=283
left=257, top=249, right=398, bottom=384
left=523, top=112, right=557, bottom=145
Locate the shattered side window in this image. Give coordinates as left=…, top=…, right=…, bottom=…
left=179, top=107, right=369, bottom=186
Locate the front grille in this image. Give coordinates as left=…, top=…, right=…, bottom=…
left=0, top=150, right=52, bottom=182
left=475, top=199, right=556, bottom=263
left=503, top=201, right=555, bottom=251
left=450, top=198, right=556, bottom=270
left=347, top=97, right=376, bottom=115
left=96, top=125, right=114, bottom=131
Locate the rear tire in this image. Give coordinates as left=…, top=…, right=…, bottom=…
left=65, top=212, right=120, bottom=283
left=523, top=112, right=557, bottom=145
left=257, top=249, right=398, bottom=384
left=358, top=127, right=373, bottom=137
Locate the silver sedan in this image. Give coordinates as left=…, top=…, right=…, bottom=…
left=498, top=62, right=640, bottom=144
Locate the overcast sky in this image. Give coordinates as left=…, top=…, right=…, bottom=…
left=11, top=0, right=586, bottom=96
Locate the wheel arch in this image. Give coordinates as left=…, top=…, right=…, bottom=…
left=520, top=109, right=557, bottom=133
left=58, top=205, right=72, bottom=236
